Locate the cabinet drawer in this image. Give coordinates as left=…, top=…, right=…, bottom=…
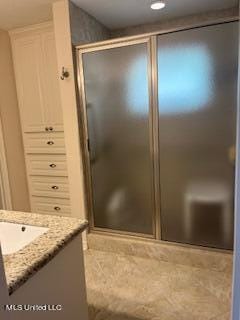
left=25, top=132, right=65, bottom=154
left=31, top=196, right=71, bottom=216
left=24, top=125, right=64, bottom=133
left=30, top=176, right=69, bottom=198
left=27, top=154, right=68, bottom=176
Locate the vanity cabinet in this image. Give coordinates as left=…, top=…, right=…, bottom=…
left=10, top=233, right=88, bottom=320
left=10, top=22, right=71, bottom=217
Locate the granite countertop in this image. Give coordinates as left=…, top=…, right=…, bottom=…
left=0, top=210, right=88, bottom=295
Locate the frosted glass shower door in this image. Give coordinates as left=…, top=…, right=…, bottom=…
left=82, top=40, right=154, bottom=235
left=158, top=22, right=238, bottom=249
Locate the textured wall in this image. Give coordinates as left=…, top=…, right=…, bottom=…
left=111, top=7, right=239, bottom=38
left=69, top=1, right=110, bottom=46
left=0, top=30, right=30, bottom=212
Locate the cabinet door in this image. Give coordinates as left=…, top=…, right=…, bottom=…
left=13, top=36, right=46, bottom=132
left=41, top=32, right=63, bottom=132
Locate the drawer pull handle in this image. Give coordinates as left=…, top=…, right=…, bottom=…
left=49, top=163, right=56, bottom=168
left=45, top=127, right=49, bottom=131
left=52, top=185, right=59, bottom=190
left=49, top=127, right=53, bottom=131
left=54, top=206, right=61, bottom=211
left=47, top=141, right=54, bottom=145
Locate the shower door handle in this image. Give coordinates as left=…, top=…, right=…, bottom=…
left=228, top=145, right=236, bottom=165
left=87, top=138, right=90, bottom=152
left=87, top=138, right=98, bottom=164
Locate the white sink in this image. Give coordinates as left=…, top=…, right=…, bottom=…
left=0, top=222, right=48, bottom=255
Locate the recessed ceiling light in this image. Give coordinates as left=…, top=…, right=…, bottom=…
left=151, top=1, right=166, bottom=10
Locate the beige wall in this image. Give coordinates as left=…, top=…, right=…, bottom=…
left=53, top=0, right=89, bottom=249
left=0, top=30, right=30, bottom=211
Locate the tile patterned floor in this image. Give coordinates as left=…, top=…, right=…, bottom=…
left=84, top=249, right=232, bottom=320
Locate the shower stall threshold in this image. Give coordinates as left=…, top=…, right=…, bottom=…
left=87, top=232, right=232, bottom=272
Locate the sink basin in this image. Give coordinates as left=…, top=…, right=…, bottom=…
left=0, top=222, right=48, bottom=255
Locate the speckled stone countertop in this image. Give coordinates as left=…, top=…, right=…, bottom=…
left=0, top=210, right=88, bottom=295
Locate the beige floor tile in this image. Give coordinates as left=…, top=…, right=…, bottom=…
left=210, top=312, right=231, bottom=320
left=84, top=249, right=232, bottom=320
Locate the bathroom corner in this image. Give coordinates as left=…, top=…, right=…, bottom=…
left=0, top=1, right=240, bottom=319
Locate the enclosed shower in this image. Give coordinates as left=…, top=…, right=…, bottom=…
left=77, top=21, right=238, bottom=250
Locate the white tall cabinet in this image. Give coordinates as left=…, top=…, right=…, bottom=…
left=10, top=22, right=71, bottom=216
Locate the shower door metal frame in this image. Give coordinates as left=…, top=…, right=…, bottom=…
left=76, top=36, right=160, bottom=239
left=76, top=15, right=237, bottom=52
left=76, top=16, right=238, bottom=243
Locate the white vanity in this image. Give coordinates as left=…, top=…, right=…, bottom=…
left=0, top=210, right=88, bottom=320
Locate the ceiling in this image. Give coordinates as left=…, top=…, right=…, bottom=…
left=0, top=0, right=56, bottom=30
left=72, top=0, right=239, bottom=29
left=0, top=0, right=238, bottom=31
